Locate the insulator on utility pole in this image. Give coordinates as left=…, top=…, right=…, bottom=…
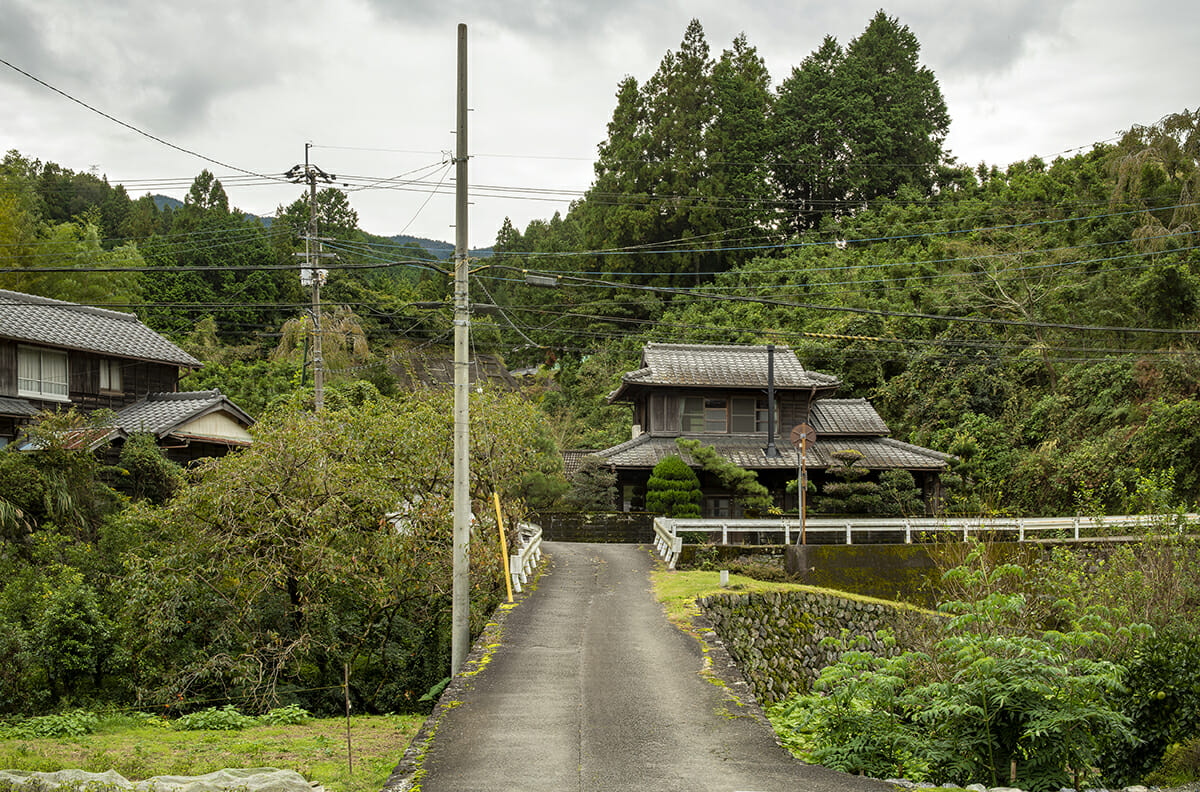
left=287, top=145, right=336, bottom=412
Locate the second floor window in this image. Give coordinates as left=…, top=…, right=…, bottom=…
left=682, top=394, right=777, bottom=434
left=99, top=359, right=122, bottom=392
left=18, top=346, right=69, bottom=400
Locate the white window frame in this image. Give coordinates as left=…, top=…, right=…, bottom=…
left=17, top=346, right=70, bottom=402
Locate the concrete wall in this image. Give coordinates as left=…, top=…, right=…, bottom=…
left=698, top=589, right=930, bottom=707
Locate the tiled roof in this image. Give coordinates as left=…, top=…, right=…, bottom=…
left=116, top=390, right=253, bottom=437
left=809, top=399, right=890, bottom=436
left=0, top=289, right=199, bottom=367
left=0, top=397, right=39, bottom=417
left=594, top=434, right=948, bottom=471
left=611, top=343, right=839, bottom=401
left=562, top=450, right=601, bottom=477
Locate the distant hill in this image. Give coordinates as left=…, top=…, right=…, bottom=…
left=150, top=193, right=273, bottom=227
left=389, top=234, right=493, bottom=260
left=151, top=194, right=183, bottom=212
left=148, top=195, right=489, bottom=256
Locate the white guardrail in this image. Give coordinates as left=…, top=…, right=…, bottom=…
left=509, top=522, right=543, bottom=593
left=651, top=513, right=1200, bottom=569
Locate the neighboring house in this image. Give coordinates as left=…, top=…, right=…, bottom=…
left=0, top=289, right=252, bottom=461
left=593, top=343, right=950, bottom=516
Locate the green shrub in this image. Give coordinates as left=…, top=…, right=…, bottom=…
left=258, top=704, right=312, bottom=725
left=770, top=544, right=1134, bottom=791
left=0, top=710, right=98, bottom=738
left=645, top=455, right=701, bottom=517
left=1145, top=737, right=1200, bottom=787
left=1105, top=629, right=1200, bottom=784
left=174, top=705, right=256, bottom=731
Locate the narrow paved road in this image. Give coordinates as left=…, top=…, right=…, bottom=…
left=410, top=542, right=892, bottom=792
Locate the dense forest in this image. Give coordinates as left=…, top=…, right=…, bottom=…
left=1, top=9, right=1199, bottom=730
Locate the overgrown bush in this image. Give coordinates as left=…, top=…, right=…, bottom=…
left=770, top=543, right=1135, bottom=791
left=174, top=705, right=257, bottom=731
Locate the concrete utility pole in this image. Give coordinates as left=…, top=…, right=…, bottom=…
left=286, top=147, right=336, bottom=412
left=450, top=22, right=471, bottom=676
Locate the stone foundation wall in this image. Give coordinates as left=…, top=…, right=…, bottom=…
left=697, top=589, right=927, bottom=707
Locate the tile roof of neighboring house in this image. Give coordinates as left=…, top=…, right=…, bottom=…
left=0, top=289, right=200, bottom=367
left=0, top=396, right=39, bottom=417
left=808, top=399, right=890, bottom=436
left=115, top=389, right=253, bottom=440
left=562, top=450, right=600, bottom=478
left=594, top=434, right=949, bottom=471
left=610, top=343, right=839, bottom=402
left=390, top=350, right=518, bottom=390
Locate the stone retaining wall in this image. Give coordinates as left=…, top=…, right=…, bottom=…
left=697, top=589, right=929, bottom=707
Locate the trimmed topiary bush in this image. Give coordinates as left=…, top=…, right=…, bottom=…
left=645, top=455, right=702, bottom=517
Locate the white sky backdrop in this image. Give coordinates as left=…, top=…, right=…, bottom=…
left=1, top=0, right=1197, bottom=248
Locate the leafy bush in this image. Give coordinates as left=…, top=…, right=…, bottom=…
left=116, top=433, right=182, bottom=505
left=1105, top=629, right=1200, bottom=784
left=174, top=705, right=256, bottom=731
left=258, top=704, right=312, bottom=725
left=770, top=544, right=1134, bottom=791
left=0, top=710, right=98, bottom=738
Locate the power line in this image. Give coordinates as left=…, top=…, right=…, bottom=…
left=0, top=56, right=286, bottom=183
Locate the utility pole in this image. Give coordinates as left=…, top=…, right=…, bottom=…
left=286, top=146, right=336, bottom=412
left=450, top=22, right=471, bottom=676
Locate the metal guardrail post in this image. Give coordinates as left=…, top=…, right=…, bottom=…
left=1073, top=516, right=1080, bottom=540
left=1019, top=519, right=1025, bottom=542
left=721, top=523, right=728, bottom=545
left=904, top=520, right=911, bottom=544
left=784, top=521, right=790, bottom=545
left=845, top=523, right=852, bottom=545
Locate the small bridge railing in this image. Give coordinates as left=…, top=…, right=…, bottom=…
left=651, top=513, right=1200, bottom=569
left=509, top=522, right=543, bottom=593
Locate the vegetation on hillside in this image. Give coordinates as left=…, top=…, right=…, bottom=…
left=2, top=9, right=1200, bottom=785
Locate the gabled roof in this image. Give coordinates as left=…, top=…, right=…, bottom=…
left=116, top=389, right=254, bottom=443
left=809, top=399, right=890, bottom=436
left=609, top=343, right=840, bottom=402
left=593, top=434, right=949, bottom=472
left=0, top=289, right=199, bottom=368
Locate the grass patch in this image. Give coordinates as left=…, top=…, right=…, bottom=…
left=650, top=568, right=929, bottom=628
left=0, top=714, right=422, bottom=792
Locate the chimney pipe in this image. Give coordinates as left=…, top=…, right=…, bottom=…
left=765, top=344, right=779, bottom=457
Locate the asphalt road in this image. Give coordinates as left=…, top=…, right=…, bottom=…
left=413, top=542, right=894, bottom=792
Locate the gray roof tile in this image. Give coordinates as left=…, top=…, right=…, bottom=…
left=0, top=396, right=39, bottom=417
left=809, top=399, right=890, bottom=435
left=0, top=289, right=199, bottom=367
left=116, top=390, right=253, bottom=437
left=595, top=434, right=948, bottom=471
left=612, top=343, right=839, bottom=401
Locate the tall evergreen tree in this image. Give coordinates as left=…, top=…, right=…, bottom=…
left=707, top=33, right=776, bottom=267
left=772, top=13, right=949, bottom=232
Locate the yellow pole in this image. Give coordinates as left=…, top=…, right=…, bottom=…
left=493, top=491, right=513, bottom=603
left=801, top=435, right=808, bottom=546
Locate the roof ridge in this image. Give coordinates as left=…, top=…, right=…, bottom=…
left=0, top=288, right=140, bottom=324
left=147, top=389, right=223, bottom=402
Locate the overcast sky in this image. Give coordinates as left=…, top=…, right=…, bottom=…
left=1, top=0, right=1197, bottom=249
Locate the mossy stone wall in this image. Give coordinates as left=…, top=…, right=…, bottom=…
left=698, top=589, right=922, bottom=707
